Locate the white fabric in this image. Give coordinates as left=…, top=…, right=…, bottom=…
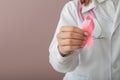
left=49, top=0, right=120, bottom=80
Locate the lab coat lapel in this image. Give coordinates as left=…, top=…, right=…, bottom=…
left=112, top=0, right=120, bottom=33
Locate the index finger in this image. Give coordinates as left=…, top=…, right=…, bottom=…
left=60, top=26, right=84, bottom=34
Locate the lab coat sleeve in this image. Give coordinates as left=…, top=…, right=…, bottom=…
left=49, top=1, right=80, bottom=73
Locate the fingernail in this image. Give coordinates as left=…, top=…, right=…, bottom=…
left=84, top=32, right=88, bottom=36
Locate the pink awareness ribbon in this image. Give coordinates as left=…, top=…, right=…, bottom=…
left=82, top=16, right=95, bottom=49
left=78, top=0, right=96, bottom=49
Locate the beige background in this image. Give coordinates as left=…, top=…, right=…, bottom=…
left=0, top=0, right=69, bottom=80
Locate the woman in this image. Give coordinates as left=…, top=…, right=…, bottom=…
left=49, top=0, right=120, bottom=80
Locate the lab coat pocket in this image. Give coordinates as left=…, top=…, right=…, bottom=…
left=92, top=19, right=104, bottom=39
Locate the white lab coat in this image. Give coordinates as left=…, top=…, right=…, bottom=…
left=49, top=0, right=120, bottom=80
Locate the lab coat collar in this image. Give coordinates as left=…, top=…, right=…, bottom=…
left=82, top=0, right=105, bottom=13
